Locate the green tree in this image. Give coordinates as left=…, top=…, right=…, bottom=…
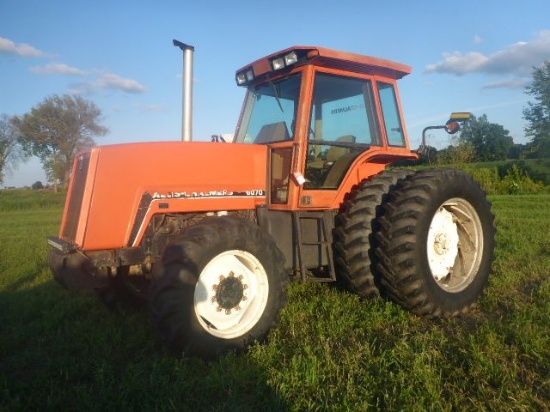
left=459, top=114, right=514, bottom=161
left=417, top=145, right=438, bottom=164
left=523, top=61, right=550, bottom=158
left=436, top=136, right=476, bottom=165
left=32, top=180, right=44, bottom=190
left=0, top=114, right=26, bottom=185
left=507, top=143, right=528, bottom=159
left=12, top=95, right=108, bottom=191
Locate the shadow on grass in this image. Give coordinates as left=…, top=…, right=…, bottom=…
left=0, top=279, right=291, bottom=411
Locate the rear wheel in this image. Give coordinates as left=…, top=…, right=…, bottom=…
left=375, top=169, right=496, bottom=317
left=150, top=217, right=288, bottom=358
left=334, top=169, right=413, bottom=298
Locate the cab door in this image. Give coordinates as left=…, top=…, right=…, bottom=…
left=300, top=70, right=384, bottom=208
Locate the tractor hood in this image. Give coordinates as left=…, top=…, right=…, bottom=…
left=60, top=141, right=268, bottom=251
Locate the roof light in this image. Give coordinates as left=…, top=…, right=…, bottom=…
left=236, top=72, right=247, bottom=85
left=271, top=57, right=285, bottom=71
left=236, top=68, right=255, bottom=86
left=284, top=51, right=298, bottom=66
left=271, top=51, right=300, bottom=71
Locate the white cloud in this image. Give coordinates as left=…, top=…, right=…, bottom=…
left=93, top=73, right=147, bottom=93
left=483, top=78, right=530, bottom=89
left=30, top=63, right=87, bottom=76
left=66, top=72, right=147, bottom=95
left=425, top=51, right=488, bottom=75
left=425, top=30, right=550, bottom=77
left=0, top=36, right=49, bottom=57
left=474, top=35, right=482, bottom=44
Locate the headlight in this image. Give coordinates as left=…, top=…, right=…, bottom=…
left=236, top=72, right=247, bottom=85
left=271, top=57, right=285, bottom=71
left=236, top=68, right=255, bottom=85
left=271, top=51, right=300, bottom=71
left=284, top=51, right=298, bottom=66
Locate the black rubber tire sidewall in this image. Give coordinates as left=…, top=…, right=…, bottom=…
left=150, top=217, right=288, bottom=358
left=333, top=169, right=413, bottom=298
left=376, top=169, right=496, bottom=317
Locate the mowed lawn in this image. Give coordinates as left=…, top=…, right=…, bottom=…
left=1, top=190, right=549, bottom=411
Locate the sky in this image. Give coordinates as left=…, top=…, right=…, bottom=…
left=1, top=0, right=550, bottom=187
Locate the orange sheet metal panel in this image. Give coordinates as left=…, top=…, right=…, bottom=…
left=81, top=141, right=267, bottom=250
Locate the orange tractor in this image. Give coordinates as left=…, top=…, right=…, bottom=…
left=49, top=45, right=495, bottom=358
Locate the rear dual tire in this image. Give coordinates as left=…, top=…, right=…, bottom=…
left=334, top=170, right=413, bottom=298
left=375, top=169, right=496, bottom=317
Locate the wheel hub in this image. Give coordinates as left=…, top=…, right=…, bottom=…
left=433, top=233, right=451, bottom=255
left=428, top=207, right=459, bottom=281
left=194, top=251, right=269, bottom=339
left=211, top=272, right=248, bottom=314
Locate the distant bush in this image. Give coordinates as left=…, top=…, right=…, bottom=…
left=462, top=164, right=549, bottom=195
left=406, top=160, right=550, bottom=195
left=32, top=181, right=44, bottom=190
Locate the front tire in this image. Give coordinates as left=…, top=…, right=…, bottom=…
left=375, top=169, right=496, bottom=317
left=150, top=217, right=288, bottom=358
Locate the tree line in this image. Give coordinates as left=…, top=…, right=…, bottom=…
left=2, top=62, right=550, bottom=188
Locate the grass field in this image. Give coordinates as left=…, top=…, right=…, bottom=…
left=1, top=190, right=549, bottom=411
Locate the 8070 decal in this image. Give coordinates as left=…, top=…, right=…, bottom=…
left=245, top=189, right=264, bottom=196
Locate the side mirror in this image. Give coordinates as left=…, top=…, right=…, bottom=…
left=444, top=120, right=460, bottom=134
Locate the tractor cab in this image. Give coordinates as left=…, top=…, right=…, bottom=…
left=233, top=46, right=418, bottom=210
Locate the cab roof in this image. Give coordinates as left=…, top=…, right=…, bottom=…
left=236, top=46, right=412, bottom=85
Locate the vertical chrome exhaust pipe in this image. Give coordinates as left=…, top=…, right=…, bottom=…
left=173, top=39, right=194, bottom=141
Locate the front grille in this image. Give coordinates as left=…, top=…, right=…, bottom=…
left=61, top=152, right=91, bottom=242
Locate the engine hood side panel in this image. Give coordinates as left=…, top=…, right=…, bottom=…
left=79, top=141, right=268, bottom=250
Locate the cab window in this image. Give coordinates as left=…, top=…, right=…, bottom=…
left=378, top=82, right=406, bottom=147
left=305, top=73, right=380, bottom=189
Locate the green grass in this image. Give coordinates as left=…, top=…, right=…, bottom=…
left=0, top=189, right=66, bottom=211
left=1, top=190, right=549, bottom=411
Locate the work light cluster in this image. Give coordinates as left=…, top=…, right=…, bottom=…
left=235, top=50, right=300, bottom=86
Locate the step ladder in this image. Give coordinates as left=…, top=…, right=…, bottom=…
left=293, top=211, right=336, bottom=282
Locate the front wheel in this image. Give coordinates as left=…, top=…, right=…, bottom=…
left=150, top=217, right=288, bottom=358
left=375, top=169, right=496, bottom=317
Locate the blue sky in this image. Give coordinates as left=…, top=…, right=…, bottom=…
left=1, top=0, right=550, bottom=187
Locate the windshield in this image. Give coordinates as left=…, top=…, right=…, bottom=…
left=235, top=73, right=301, bottom=144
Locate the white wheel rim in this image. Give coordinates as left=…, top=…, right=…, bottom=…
left=194, top=250, right=269, bottom=339
left=427, top=198, right=484, bottom=293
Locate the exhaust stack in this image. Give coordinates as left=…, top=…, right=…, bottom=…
left=173, top=39, right=194, bottom=141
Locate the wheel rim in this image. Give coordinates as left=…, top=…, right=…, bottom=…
left=193, top=250, right=269, bottom=339
left=427, top=198, right=484, bottom=293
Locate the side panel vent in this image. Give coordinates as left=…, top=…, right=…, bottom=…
left=61, top=153, right=91, bottom=241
